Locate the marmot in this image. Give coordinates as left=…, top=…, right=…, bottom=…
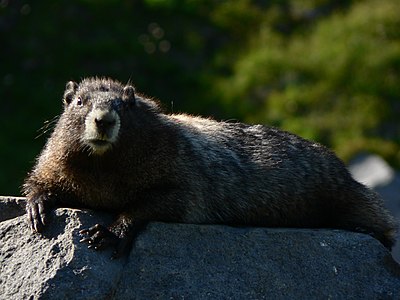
left=23, top=77, right=397, bottom=256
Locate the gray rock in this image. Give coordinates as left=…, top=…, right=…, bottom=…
left=1, top=201, right=399, bottom=299
left=117, top=223, right=400, bottom=300
left=0, top=208, right=124, bottom=300
left=349, top=154, right=400, bottom=264
left=0, top=196, right=26, bottom=222
left=349, top=154, right=395, bottom=188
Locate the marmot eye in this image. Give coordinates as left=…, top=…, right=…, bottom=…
left=76, top=97, right=83, bottom=106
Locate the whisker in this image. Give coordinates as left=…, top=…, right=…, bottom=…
left=35, top=115, right=60, bottom=139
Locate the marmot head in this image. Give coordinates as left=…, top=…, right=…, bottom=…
left=62, top=77, right=136, bottom=155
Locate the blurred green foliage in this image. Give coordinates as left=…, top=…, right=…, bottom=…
left=0, top=0, right=399, bottom=195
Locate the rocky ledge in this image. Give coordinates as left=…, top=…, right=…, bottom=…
left=0, top=197, right=399, bottom=299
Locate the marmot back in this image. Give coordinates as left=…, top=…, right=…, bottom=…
left=23, top=77, right=397, bottom=257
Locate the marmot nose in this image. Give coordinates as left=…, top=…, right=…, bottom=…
left=95, top=114, right=116, bottom=133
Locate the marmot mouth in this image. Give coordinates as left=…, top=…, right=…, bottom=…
left=85, top=139, right=113, bottom=155
left=88, top=139, right=111, bottom=147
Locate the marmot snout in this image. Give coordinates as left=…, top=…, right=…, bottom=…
left=84, top=108, right=120, bottom=154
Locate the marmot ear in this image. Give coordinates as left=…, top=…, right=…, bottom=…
left=122, top=85, right=135, bottom=105
left=63, top=81, right=78, bottom=106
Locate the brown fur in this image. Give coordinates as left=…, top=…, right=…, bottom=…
left=23, top=77, right=397, bottom=256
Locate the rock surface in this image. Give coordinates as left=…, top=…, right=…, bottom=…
left=0, top=196, right=26, bottom=222
left=1, top=198, right=399, bottom=300
left=0, top=207, right=124, bottom=300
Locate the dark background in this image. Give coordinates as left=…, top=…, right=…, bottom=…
left=1, top=0, right=399, bottom=195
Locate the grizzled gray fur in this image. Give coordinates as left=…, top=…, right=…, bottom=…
left=23, top=77, right=397, bottom=256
